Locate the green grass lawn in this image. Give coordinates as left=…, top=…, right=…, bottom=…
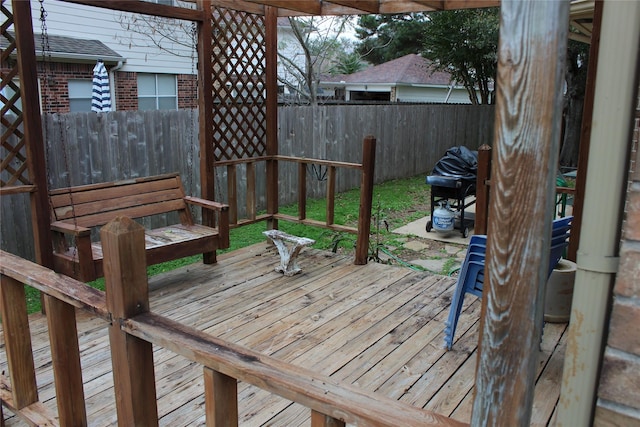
left=25, top=175, right=431, bottom=313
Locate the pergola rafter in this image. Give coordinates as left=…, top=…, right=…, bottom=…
left=210, top=0, right=500, bottom=15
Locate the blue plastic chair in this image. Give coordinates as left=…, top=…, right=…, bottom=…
left=443, top=216, right=573, bottom=350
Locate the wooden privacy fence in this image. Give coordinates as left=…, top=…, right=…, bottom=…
left=0, top=216, right=465, bottom=427
left=1, top=104, right=495, bottom=260
left=31, top=105, right=493, bottom=193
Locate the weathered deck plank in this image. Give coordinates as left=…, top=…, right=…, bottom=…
left=0, top=243, right=566, bottom=426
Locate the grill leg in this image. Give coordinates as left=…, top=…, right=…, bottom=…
left=430, top=189, right=435, bottom=220
left=460, top=196, right=465, bottom=236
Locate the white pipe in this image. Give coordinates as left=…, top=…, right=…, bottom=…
left=557, top=1, right=640, bottom=425
left=108, top=60, right=125, bottom=111
left=444, top=82, right=455, bottom=103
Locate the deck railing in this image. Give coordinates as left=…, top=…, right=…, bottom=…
left=474, top=145, right=578, bottom=255
left=217, top=136, right=376, bottom=265
left=0, top=215, right=464, bottom=427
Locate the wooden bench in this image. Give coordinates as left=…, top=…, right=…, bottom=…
left=49, top=173, right=229, bottom=282
left=263, top=230, right=315, bottom=276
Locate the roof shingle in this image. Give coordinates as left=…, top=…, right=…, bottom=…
left=330, top=54, right=454, bottom=86
left=2, top=31, right=123, bottom=63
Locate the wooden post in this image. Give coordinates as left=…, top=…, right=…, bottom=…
left=44, top=296, right=88, bottom=426
left=247, top=161, right=257, bottom=221
left=298, top=163, right=307, bottom=220
left=566, top=0, right=603, bottom=262
left=204, top=367, right=238, bottom=427
left=0, top=275, right=38, bottom=409
left=355, top=136, right=376, bottom=265
left=12, top=0, right=53, bottom=270
left=474, top=145, right=492, bottom=235
left=227, top=165, right=238, bottom=225
left=326, top=166, right=336, bottom=226
left=265, top=6, right=279, bottom=230
left=102, top=216, right=159, bottom=427
left=472, top=1, right=569, bottom=425
left=311, top=410, right=346, bottom=427
left=13, top=0, right=55, bottom=313
left=197, top=0, right=217, bottom=264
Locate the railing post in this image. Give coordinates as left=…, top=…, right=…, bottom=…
left=204, top=367, right=238, bottom=427
left=0, top=275, right=38, bottom=409
left=475, top=144, right=492, bottom=235
left=299, top=163, right=307, bottom=220
left=355, top=135, right=376, bottom=265
left=44, top=295, right=88, bottom=425
left=102, top=216, right=159, bottom=427
left=311, top=410, right=346, bottom=427
left=247, top=161, right=257, bottom=221
left=227, top=165, right=238, bottom=225
left=326, top=166, right=336, bottom=226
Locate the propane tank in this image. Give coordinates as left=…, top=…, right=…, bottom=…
left=432, top=201, right=455, bottom=233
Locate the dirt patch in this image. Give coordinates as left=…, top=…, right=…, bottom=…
left=340, top=198, right=469, bottom=275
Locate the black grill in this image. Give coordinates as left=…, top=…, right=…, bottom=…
left=425, top=146, right=478, bottom=238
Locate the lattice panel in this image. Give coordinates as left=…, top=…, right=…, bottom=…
left=211, top=7, right=267, bottom=162
left=1, top=3, right=30, bottom=187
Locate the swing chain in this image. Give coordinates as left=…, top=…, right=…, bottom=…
left=39, top=0, right=53, bottom=190
left=39, top=1, right=50, bottom=67
left=39, top=0, right=80, bottom=272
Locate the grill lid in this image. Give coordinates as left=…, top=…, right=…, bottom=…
left=432, top=146, right=478, bottom=181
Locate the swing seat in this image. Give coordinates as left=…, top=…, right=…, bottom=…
left=49, top=173, right=229, bottom=282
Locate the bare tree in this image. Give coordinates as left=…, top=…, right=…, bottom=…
left=278, top=16, right=353, bottom=104
left=116, top=3, right=196, bottom=58
left=117, top=10, right=353, bottom=105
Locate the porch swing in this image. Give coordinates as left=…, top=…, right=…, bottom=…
left=39, top=1, right=230, bottom=282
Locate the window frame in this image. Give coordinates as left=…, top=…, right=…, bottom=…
left=137, top=73, right=178, bottom=111
left=68, top=79, right=94, bottom=112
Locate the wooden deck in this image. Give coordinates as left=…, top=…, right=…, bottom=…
left=1, top=243, right=567, bottom=426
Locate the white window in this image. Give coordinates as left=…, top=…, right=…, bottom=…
left=138, top=74, right=177, bottom=110
left=68, top=79, right=93, bottom=112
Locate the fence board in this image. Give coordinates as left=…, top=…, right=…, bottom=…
left=2, top=105, right=494, bottom=259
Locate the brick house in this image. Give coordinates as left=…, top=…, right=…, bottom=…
left=0, top=0, right=199, bottom=113
left=594, top=87, right=640, bottom=425
left=0, top=33, right=199, bottom=113
left=2, top=1, right=307, bottom=113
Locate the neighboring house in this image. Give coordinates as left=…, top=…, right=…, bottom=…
left=0, top=2, right=331, bottom=111
left=2, top=0, right=197, bottom=113
left=276, top=17, right=306, bottom=99
left=320, top=54, right=473, bottom=104
left=1, top=32, right=125, bottom=112
left=3, top=0, right=307, bottom=112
